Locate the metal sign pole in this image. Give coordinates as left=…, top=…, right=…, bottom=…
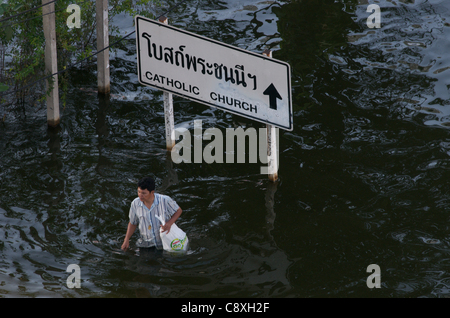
left=159, top=16, right=175, bottom=151
left=263, top=49, right=279, bottom=182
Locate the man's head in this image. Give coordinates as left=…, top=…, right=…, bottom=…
left=137, top=177, right=155, bottom=202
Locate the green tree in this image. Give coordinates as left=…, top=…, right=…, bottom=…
left=0, top=0, right=157, bottom=108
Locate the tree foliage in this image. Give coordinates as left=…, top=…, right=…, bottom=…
left=0, top=0, right=158, bottom=107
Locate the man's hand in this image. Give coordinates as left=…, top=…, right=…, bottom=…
left=160, top=208, right=182, bottom=234
left=121, top=239, right=130, bottom=251
left=160, top=222, right=173, bottom=234
left=122, top=223, right=137, bottom=251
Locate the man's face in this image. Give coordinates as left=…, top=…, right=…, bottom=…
left=138, top=187, right=153, bottom=202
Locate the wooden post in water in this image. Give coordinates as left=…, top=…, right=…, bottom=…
left=160, top=16, right=175, bottom=151
left=263, top=49, right=279, bottom=182
left=42, top=0, right=60, bottom=127
left=96, top=0, right=110, bottom=94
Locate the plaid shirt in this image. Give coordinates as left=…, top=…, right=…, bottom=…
left=129, top=193, right=180, bottom=249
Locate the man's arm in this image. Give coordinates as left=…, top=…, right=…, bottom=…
left=121, top=222, right=137, bottom=251
left=160, top=207, right=182, bottom=234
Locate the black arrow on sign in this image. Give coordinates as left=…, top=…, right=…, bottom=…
left=263, top=83, right=282, bottom=110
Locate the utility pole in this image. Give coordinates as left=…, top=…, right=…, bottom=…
left=96, top=0, right=110, bottom=94
left=42, top=0, right=60, bottom=127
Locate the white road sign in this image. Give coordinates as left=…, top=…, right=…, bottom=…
left=135, top=15, right=293, bottom=131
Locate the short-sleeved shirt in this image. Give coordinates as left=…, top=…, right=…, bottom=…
left=129, top=193, right=180, bottom=249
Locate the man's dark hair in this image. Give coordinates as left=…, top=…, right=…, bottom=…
left=138, top=177, right=155, bottom=192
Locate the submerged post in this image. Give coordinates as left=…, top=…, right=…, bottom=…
left=263, top=49, right=279, bottom=182
left=266, top=123, right=278, bottom=182
left=96, top=0, right=110, bottom=94
left=160, top=16, right=175, bottom=151
left=42, top=0, right=60, bottom=127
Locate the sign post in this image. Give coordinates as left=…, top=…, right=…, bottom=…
left=159, top=16, right=175, bottom=151
left=263, top=49, right=279, bottom=182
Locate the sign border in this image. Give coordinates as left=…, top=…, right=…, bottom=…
left=135, top=15, right=293, bottom=131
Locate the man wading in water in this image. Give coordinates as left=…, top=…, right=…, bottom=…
left=121, top=177, right=182, bottom=251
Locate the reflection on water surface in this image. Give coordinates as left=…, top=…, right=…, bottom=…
left=1, top=0, right=450, bottom=297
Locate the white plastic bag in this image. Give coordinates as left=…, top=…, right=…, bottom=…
left=156, top=214, right=189, bottom=252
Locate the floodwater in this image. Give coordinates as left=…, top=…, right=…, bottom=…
left=1, top=0, right=450, bottom=297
